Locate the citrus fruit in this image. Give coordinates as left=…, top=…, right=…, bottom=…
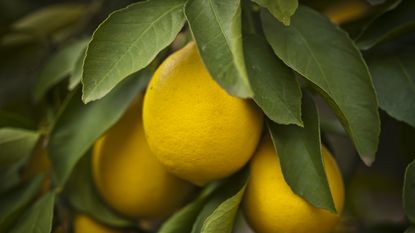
left=142, top=42, right=263, bottom=186
left=92, top=100, right=195, bottom=218
left=324, top=0, right=370, bottom=25
left=73, top=214, right=122, bottom=233
left=244, top=137, right=345, bottom=233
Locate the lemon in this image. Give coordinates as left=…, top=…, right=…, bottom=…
left=324, top=0, right=370, bottom=25
left=142, top=42, right=263, bottom=186
left=73, top=214, right=122, bottom=233
left=243, top=137, right=345, bottom=233
left=92, top=100, right=195, bottom=218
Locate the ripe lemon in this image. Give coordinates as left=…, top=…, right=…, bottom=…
left=73, top=214, right=122, bottom=233
left=92, top=100, right=195, bottom=218
left=324, top=0, right=370, bottom=25
left=142, top=42, right=263, bottom=186
left=244, top=137, right=345, bottom=233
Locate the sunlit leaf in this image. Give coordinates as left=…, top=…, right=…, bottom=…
left=82, top=0, right=186, bottom=103
left=185, top=0, right=253, bottom=98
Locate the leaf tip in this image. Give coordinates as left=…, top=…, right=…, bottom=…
left=361, top=154, right=375, bottom=166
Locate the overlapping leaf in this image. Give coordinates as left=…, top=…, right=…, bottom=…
left=244, top=33, right=302, bottom=126
left=49, top=70, right=150, bottom=185
left=82, top=0, right=186, bottom=103
left=185, top=0, right=253, bottom=98
left=34, top=38, right=89, bottom=102
left=268, top=93, right=335, bottom=212
left=65, top=153, right=133, bottom=227
left=9, top=191, right=55, bottom=233
left=252, top=0, right=298, bottom=25
left=356, top=0, right=415, bottom=50
left=262, top=6, right=380, bottom=165
left=367, top=49, right=415, bottom=127
left=0, top=128, right=39, bottom=167
left=159, top=183, right=219, bottom=233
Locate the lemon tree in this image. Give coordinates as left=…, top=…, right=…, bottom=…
left=1, top=0, right=415, bottom=233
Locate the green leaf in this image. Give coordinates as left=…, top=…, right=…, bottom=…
left=185, top=0, right=253, bottom=98
left=34, top=38, right=89, bottom=102
left=82, top=0, right=186, bottom=103
left=404, top=159, right=415, bottom=223
left=68, top=48, right=87, bottom=90
left=9, top=191, right=55, bottom=233
left=252, top=0, right=298, bottom=26
left=200, top=186, right=246, bottom=233
left=159, top=183, right=219, bottom=233
left=49, top=70, right=150, bottom=185
left=405, top=226, right=415, bottom=233
left=65, top=153, right=132, bottom=227
left=0, top=128, right=39, bottom=167
left=244, top=33, right=302, bottom=126
left=192, top=170, right=247, bottom=233
left=367, top=49, right=415, bottom=128
left=8, top=3, right=89, bottom=42
left=262, top=6, right=380, bottom=165
left=0, top=176, right=42, bottom=233
left=267, top=93, right=335, bottom=211
left=356, top=0, right=415, bottom=50
left=0, top=164, right=22, bottom=194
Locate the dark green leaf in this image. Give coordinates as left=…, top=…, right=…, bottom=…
left=244, top=33, right=302, bottom=126
left=49, top=70, right=150, bottom=186
left=192, top=170, right=247, bottom=233
left=262, top=6, right=380, bottom=165
left=82, top=0, right=186, bottom=103
left=356, top=0, right=415, bottom=50
left=159, top=183, right=219, bottom=233
left=367, top=50, right=415, bottom=128
left=0, top=176, right=42, bottom=233
left=68, top=48, right=87, bottom=90
left=9, top=191, right=55, bottom=233
left=252, top=0, right=298, bottom=25
left=0, top=128, right=39, bottom=167
left=404, top=160, right=415, bottom=223
left=34, top=38, right=89, bottom=102
left=0, top=111, right=36, bottom=130
left=65, top=153, right=132, bottom=227
left=405, top=226, right=415, bottom=233
left=267, top=93, right=335, bottom=212
left=185, top=0, right=253, bottom=98
left=0, top=164, right=21, bottom=193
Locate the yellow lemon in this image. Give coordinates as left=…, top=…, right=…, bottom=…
left=73, top=214, right=123, bottom=233
left=244, top=137, right=345, bottom=233
left=324, top=0, right=370, bottom=25
left=92, top=100, right=195, bottom=218
left=142, top=42, right=263, bottom=186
